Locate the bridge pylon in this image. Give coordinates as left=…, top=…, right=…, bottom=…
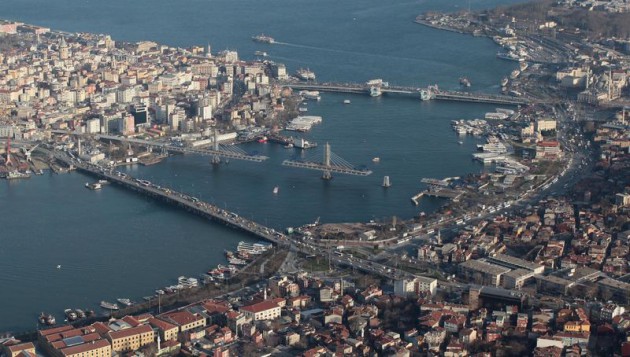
left=211, top=128, right=221, bottom=165
left=322, top=142, right=332, bottom=180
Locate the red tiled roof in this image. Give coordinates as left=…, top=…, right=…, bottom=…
left=60, top=339, right=110, bottom=356
left=160, top=311, right=203, bottom=326
left=148, top=317, right=177, bottom=331
left=8, top=343, right=35, bottom=353
left=39, top=325, right=74, bottom=337
left=240, top=300, right=281, bottom=314
left=108, top=325, right=153, bottom=340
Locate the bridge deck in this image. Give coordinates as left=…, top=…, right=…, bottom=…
left=282, top=160, right=372, bottom=176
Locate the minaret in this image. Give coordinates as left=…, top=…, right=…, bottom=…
left=157, top=334, right=161, bottom=351
left=206, top=43, right=212, bottom=58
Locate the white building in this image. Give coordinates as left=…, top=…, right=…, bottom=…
left=394, top=276, right=437, bottom=296
left=239, top=300, right=281, bottom=321
left=85, top=118, right=101, bottom=134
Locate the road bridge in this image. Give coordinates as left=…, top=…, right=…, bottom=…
left=52, top=130, right=268, bottom=163
left=38, top=147, right=284, bottom=245
left=282, top=81, right=532, bottom=106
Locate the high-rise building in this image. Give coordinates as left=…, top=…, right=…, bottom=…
left=131, top=103, right=148, bottom=126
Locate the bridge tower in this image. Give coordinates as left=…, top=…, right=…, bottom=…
left=322, top=142, right=332, bottom=180
left=211, top=128, right=221, bottom=164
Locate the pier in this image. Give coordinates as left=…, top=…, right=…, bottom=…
left=282, top=81, right=532, bottom=106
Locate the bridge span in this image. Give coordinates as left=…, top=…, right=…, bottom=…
left=39, top=147, right=286, bottom=245
left=281, top=81, right=532, bottom=106
left=53, top=131, right=268, bottom=163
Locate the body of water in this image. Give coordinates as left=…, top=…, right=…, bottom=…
left=0, top=0, right=524, bottom=331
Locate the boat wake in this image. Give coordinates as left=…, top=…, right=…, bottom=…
left=273, top=41, right=431, bottom=64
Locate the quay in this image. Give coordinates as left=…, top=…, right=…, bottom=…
left=282, top=81, right=532, bottom=106
left=411, top=188, right=463, bottom=205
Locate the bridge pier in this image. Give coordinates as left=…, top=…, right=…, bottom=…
left=322, top=170, right=332, bottom=180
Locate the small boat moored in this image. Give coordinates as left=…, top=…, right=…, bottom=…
left=100, top=301, right=119, bottom=310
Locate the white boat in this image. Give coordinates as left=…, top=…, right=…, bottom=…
left=252, top=34, right=274, bottom=44
left=273, top=186, right=279, bottom=195
left=254, top=51, right=268, bottom=57
left=100, top=301, right=119, bottom=310
left=372, top=157, right=380, bottom=163
left=296, top=68, right=316, bottom=81
left=299, top=90, right=321, bottom=101
left=298, top=107, right=308, bottom=112
left=116, top=298, right=133, bottom=307
left=343, top=99, right=351, bottom=104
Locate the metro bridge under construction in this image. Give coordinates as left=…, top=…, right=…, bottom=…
left=281, top=80, right=533, bottom=106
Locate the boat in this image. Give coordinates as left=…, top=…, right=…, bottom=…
left=75, top=309, right=86, bottom=319
left=85, top=310, right=95, bottom=317
left=519, top=61, right=528, bottom=71
left=343, top=99, right=351, bottom=104
left=485, top=112, right=509, bottom=120
left=382, top=176, right=391, bottom=188
left=298, top=107, right=308, bottom=112
left=5, top=171, right=30, bottom=180
left=284, top=143, right=294, bottom=149
left=370, top=86, right=382, bottom=97
left=98, top=179, right=109, bottom=185
left=296, top=68, right=316, bottom=81
left=458, top=141, right=464, bottom=145
left=293, top=137, right=317, bottom=149
left=299, top=90, right=320, bottom=101
left=510, top=69, right=520, bottom=79
left=116, top=298, right=134, bottom=307
left=100, top=301, right=119, bottom=310
left=496, top=51, right=523, bottom=62
left=273, top=186, right=279, bottom=195
left=372, top=157, right=380, bottom=163
left=257, top=136, right=268, bottom=143
left=252, top=34, right=275, bottom=44
left=85, top=182, right=102, bottom=190
left=64, top=309, right=78, bottom=321
left=254, top=51, right=268, bottom=57
left=39, top=313, right=56, bottom=326
left=459, top=77, right=471, bottom=87
left=501, top=77, right=509, bottom=87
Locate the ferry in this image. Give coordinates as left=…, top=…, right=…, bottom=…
left=116, top=298, right=134, bottom=307
left=85, top=182, right=102, bottom=190
left=252, top=34, right=274, bottom=44
left=254, top=51, right=268, bottom=57
left=299, top=90, right=320, bottom=101
left=372, top=157, right=380, bottom=163
left=296, top=68, right=316, bottom=81
left=100, top=301, right=119, bottom=310
left=496, top=51, right=523, bottom=62
left=5, top=171, right=31, bottom=180
left=459, top=77, right=471, bottom=87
